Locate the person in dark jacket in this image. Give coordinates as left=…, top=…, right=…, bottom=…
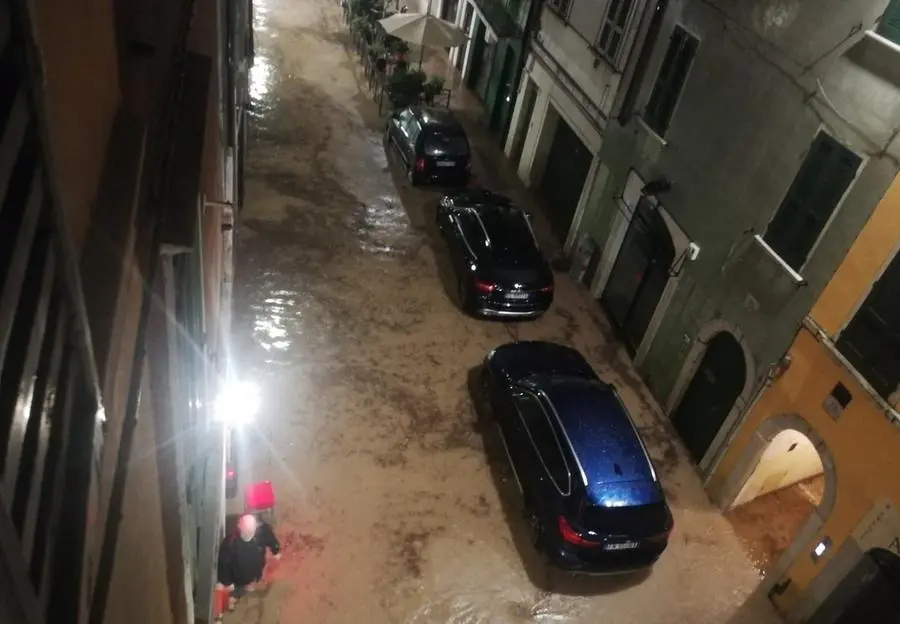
left=216, top=514, right=281, bottom=610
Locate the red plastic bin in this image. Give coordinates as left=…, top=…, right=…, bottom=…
left=244, top=480, right=275, bottom=513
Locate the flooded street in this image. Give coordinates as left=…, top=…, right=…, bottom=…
left=226, top=0, right=783, bottom=622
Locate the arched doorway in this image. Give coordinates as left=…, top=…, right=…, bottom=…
left=725, top=429, right=826, bottom=575
left=671, top=331, right=746, bottom=462
left=600, top=198, right=676, bottom=352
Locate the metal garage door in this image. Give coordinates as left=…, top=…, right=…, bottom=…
left=539, top=117, right=592, bottom=243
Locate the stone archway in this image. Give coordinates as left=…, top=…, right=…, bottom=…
left=717, top=414, right=837, bottom=598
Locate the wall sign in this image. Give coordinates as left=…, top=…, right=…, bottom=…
left=851, top=498, right=900, bottom=556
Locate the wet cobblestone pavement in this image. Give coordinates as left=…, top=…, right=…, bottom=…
left=225, top=0, right=785, bottom=622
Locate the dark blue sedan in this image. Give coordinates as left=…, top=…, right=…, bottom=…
left=478, top=340, right=674, bottom=574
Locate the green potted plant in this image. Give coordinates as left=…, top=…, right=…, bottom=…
left=351, top=15, right=369, bottom=35
left=408, top=69, right=427, bottom=91
left=392, top=40, right=410, bottom=59
left=423, top=75, right=445, bottom=104
left=368, top=42, right=385, bottom=61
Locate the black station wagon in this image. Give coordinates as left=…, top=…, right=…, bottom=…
left=385, top=106, right=471, bottom=186
left=479, top=341, right=674, bottom=574
left=437, top=189, right=553, bottom=319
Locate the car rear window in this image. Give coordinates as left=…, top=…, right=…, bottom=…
left=424, top=129, right=469, bottom=156
left=480, top=211, right=536, bottom=253
left=581, top=502, right=669, bottom=537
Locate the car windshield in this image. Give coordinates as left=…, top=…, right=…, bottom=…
left=424, top=129, right=469, bottom=156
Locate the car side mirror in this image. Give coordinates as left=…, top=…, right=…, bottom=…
left=524, top=210, right=533, bottom=219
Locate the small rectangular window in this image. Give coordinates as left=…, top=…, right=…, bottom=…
left=596, top=0, right=636, bottom=65
left=643, top=26, right=698, bottom=137
left=764, top=132, right=861, bottom=270
left=877, top=0, right=900, bottom=44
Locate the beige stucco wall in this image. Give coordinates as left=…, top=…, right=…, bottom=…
left=103, top=366, right=174, bottom=624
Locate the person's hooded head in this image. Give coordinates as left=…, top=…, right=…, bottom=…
left=238, top=514, right=258, bottom=542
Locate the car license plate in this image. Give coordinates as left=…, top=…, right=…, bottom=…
left=505, top=291, right=528, bottom=300
left=436, top=161, right=456, bottom=168
left=604, top=541, right=639, bottom=551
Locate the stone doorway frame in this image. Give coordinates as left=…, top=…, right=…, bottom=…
left=665, top=320, right=756, bottom=472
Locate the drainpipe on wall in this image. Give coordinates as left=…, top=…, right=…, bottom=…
left=88, top=224, right=163, bottom=624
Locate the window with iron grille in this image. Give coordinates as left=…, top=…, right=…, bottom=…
left=546, top=0, right=572, bottom=19
left=837, top=251, right=900, bottom=402
left=596, top=0, right=636, bottom=66
left=877, top=0, right=900, bottom=44
left=763, top=131, right=861, bottom=271
left=643, top=25, right=698, bottom=136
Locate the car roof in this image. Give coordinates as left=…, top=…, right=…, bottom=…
left=446, top=189, right=512, bottom=209
left=539, top=379, right=658, bottom=499
left=488, top=341, right=597, bottom=382
left=412, top=106, right=461, bottom=129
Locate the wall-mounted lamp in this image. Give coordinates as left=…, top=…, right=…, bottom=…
left=811, top=536, right=832, bottom=562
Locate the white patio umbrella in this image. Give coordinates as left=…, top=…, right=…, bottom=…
left=378, top=11, right=468, bottom=67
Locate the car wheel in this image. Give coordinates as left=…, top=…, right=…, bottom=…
left=527, top=509, right=545, bottom=549
left=457, top=276, right=474, bottom=314
left=407, top=165, right=420, bottom=187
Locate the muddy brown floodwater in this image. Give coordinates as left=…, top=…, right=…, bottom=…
left=225, top=0, right=786, bottom=622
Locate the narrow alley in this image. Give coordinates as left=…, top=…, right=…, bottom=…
left=225, top=0, right=783, bottom=622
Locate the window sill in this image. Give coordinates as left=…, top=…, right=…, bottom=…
left=753, top=235, right=806, bottom=285
left=843, top=30, right=900, bottom=87
left=635, top=115, right=668, bottom=148
left=586, top=44, right=622, bottom=75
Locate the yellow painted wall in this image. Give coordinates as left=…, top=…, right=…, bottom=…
left=708, top=328, right=900, bottom=614
left=811, top=175, right=900, bottom=336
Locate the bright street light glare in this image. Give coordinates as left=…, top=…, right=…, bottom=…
left=214, top=380, right=261, bottom=427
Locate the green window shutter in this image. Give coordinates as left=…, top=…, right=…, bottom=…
left=877, top=0, right=900, bottom=44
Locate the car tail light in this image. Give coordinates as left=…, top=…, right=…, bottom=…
left=558, top=515, right=602, bottom=548
left=646, top=518, right=674, bottom=544
left=474, top=279, right=495, bottom=293
left=539, top=284, right=554, bottom=293
left=415, top=157, right=426, bottom=172
left=646, top=528, right=672, bottom=544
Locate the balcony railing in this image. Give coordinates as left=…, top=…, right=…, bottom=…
left=0, top=2, right=104, bottom=621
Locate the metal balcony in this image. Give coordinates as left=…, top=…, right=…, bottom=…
left=0, top=2, right=104, bottom=621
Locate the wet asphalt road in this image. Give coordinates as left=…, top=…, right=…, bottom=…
left=226, top=0, right=784, bottom=622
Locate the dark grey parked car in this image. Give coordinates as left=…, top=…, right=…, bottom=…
left=385, top=106, right=471, bottom=186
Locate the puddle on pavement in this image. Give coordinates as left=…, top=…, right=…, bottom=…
left=226, top=0, right=785, bottom=621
